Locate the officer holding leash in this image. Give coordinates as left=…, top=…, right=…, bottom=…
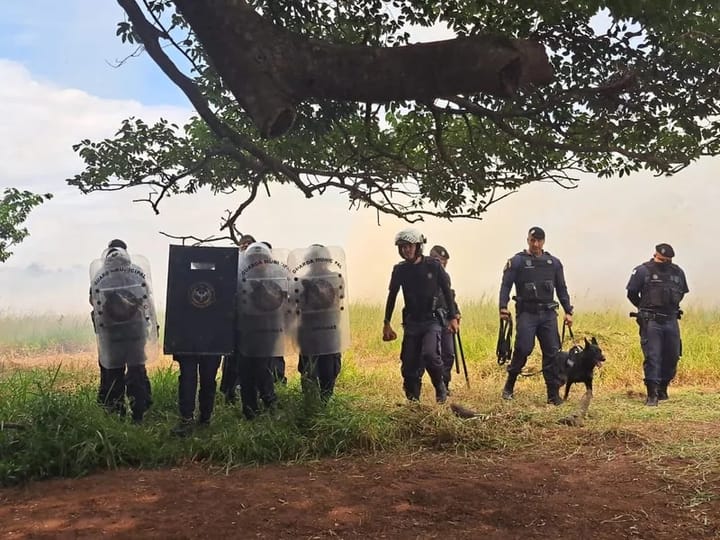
left=626, top=243, right=688, bottom=406
left=499, top=227, right=574, bottom=405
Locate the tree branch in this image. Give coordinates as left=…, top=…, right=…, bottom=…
left=172, top=0, right=553, bottom=138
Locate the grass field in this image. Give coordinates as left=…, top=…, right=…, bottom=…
left=1, top=302, right=719, bottom=489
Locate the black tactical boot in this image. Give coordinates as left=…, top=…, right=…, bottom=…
left=502, top=373, right=518, bottom=400
left=403, top=379, right=421, bottom=401
left=431, top=375, right=448, bottom=404
left=645, top=383, right=659, bottom=406
left=658, top=381, right=669, bottom=401
left=546, top=384, right=563, bottom=406
left=170, top=417, right=194, bottom=437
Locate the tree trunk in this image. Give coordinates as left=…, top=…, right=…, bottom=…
left=173, top=0, right=553, bottom=138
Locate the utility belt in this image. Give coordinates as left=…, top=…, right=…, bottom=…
left=402, top=308, right=437, bottom=325
left=630, top=309, right=683, bottom=322
left=513, top=297, right=559, bottom=314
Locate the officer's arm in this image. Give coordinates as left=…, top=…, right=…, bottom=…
left=499, top=258, right=517, bottom=309
left=680, top=268, right=690, bottom=295
left=626, top=267, right=643, bottom=307
left=451, top=288, right=461, bottom=319
left=383, top=268, right=401, bottom=324
left=437, top=265, right=458, bottom=319
left=554, top=260, right=573, bottom=314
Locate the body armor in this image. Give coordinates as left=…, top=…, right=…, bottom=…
left=639, top=262, right=685, bottom=313
left=514, top=252, right=556, bottom=304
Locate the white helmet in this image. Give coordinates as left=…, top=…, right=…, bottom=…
left=394, top=228, right=426, bottom=246
left=244, top=241, right=272, bottom=259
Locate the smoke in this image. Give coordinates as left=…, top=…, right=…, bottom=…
left=346, top=158, right=720, bottom=311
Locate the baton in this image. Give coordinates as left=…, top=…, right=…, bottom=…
left=454, top=330, right=470, bottom=388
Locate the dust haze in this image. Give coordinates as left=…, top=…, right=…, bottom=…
left=1, top=159, right=718, bottom=315
left=346, top=158, right=719, bottom=312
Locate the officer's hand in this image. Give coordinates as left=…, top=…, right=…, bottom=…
left=564, top=313, right=573, bottom=327
left=499, top=308, right=511, bottom=321
left=382, top=323, right=397, bottom=342
left=448, top=318, right=460, bottom=334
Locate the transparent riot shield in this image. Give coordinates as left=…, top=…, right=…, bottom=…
left=89, top=249, right=159, bottom=368
left=287, top=245, right=350, bottom=356
left=236, top=243, right=293, bottom=358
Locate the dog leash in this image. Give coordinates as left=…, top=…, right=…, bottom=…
left=496, top=317, right=513, bottom=366
left=561, top=319, right=579, bottom=347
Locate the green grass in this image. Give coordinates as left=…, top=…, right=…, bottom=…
left=1, top=302, right=719, bottom=488
left=0, top=313, right=95, bottom=356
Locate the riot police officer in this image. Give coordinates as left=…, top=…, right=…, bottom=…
left=290, top=244, right=350, bottom=402
left=383, top=229, right=459, bottom=403
left=164, top=244, right=239, bottom=436
left=90, top=239, right=156, bottom=423
left=429, top=245, right=461, bottom=394
left=626, top=243, right=688, bottom=406
left=235, top=241, right=285, bottom=419
left=499, top=227, right=573, bottom=405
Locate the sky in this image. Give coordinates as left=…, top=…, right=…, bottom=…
left=0, top=2, right=718, bottom=315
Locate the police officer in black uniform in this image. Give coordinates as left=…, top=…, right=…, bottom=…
left=171, top=353, right=221, bottom=436
left=383, top=229, right=459, bottom=403
left=499, top=227, right=573, bottom=405
left=429, top=245, right=461, bottom=394
left=626, top=243, right=688, bottom=406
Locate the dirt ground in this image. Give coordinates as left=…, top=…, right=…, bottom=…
left=1, top=445, right=718, bottom=540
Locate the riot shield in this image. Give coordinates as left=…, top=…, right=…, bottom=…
left=287, top=245, right=350, bottom=356
left=163, top=245, right=239, bottom=355
left=236, top=243, right=293, bottom=357
left=89, top=248, right=159, bottom=369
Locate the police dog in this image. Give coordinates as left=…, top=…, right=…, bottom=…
left=557, top=337, right=606, bottom=401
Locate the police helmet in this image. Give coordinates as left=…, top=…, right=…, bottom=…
left=394, top=228, right=426, bottom=246
left=244, top=241, right=272, bottom=259
left=104, top=247, right=131, bottom=265
left=395, top=228, right=426, bottom=258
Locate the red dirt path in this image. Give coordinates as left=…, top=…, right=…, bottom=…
left=1, top=448, right=718, bottom=539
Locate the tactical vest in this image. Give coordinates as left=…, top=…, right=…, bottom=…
left=401, top=257, right=442, bottom=322
left=515, top=252, right=557, bottom=303
left=639, top=262, right=684, bottom=312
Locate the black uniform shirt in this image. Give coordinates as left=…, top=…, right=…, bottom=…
left=384, top=257, right=457, bottom=324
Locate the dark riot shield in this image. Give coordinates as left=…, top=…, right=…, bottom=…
left=89, top=249, right=159, bottom=369
left=288, top=245, right=350, bottom=356
left=237, top=243, right=293, bottom=357
left=163, top=245, right=239, bottom=355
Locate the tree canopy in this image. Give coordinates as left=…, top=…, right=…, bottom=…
left=0, top=189, right=52, bottom=263
left=68, top=0, right=720, bottom=239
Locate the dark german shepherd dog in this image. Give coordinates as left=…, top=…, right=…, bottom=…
left=557, top=337, right=606, bottom=401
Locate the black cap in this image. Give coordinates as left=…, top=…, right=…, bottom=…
left=108, top=239, right=127, bottom=249
left=429, top=245, right=450, bottom=259
left=655, top=243, right=675, bottom=258
left=528, top=227, right=545, bottom=240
